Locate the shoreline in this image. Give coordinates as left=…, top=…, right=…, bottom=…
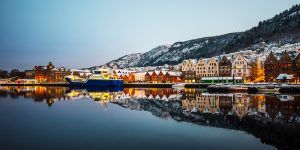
left=1, top=83, right=300, bottom=93
left=0, top=83, right=207, bottom=88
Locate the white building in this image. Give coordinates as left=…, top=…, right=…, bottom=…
left=134, top=72, right=147, bottom=82
left=196, top=58, right=219, bottom=81
left=231, top=54, right=251, bottom=78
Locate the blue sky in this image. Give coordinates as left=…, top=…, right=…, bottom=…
left=0, top=0, right=299, bottom=70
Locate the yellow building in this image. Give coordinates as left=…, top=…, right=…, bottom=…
left=181, top=59, right=197, bottom=83
left=196, top=58, right=219, bottom=82
left=182, top=92, right=221, bottom=114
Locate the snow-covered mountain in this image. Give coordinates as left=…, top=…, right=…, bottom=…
left=91, top=53, right=142, bottom=69
left=93, top=4, right=300, bottom=69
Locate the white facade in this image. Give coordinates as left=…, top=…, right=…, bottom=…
left=231, top=54, right=251, bottom=77
left=134, top=72, right=147, bottom=82
left=196, top=58, right=219, bottom=79
left=181, top=59, right=197, bottom=72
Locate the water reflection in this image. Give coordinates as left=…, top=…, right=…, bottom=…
left=0, top=86, right=300, bottom=149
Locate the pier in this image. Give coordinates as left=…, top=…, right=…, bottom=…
left=1, top=82, right=300, bottom=94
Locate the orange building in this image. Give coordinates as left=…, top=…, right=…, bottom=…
left=143, top=71, right=181, bottom=83
left=122, top=73, right=136, bottom=83
left=34, top=66, right=46, bottom=82
left=34, top=62, right=70, bottom=83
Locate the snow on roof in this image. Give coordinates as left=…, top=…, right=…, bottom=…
left=161, top=71, right=167, bottom=75
left=154, top=71, right=160, bottom=75
left=168, top=71, right=181, bottom=76
left=135, top=72, right=147, bottom=76
left=147, top=72, right=153, bottom=75
left=276, top=74, right=293, bottom=80
left=201, top=77, right=243, bottom=80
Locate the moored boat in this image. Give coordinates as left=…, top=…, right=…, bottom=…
left=65, top=69, right=123, bottom=87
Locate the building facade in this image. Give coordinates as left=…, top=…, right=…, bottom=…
left=294, top=54, right=300, bottom=82
left=25, top=70, right=35, bottom=79
left=34, top=66, right=46, bottom=82
left=264, top=52, right=279, bottom=82
left=219, top=56, right=232, bottom=77
left=195, top=59, right=207, bottom=81
left=134, top=72, right=146, bottom=82
left=34, top=62, right=70, bottom=83
left=196, top=58, right=219, bottom=82
left=181, top=59, right=196, bottom=83
left=278, top=51, right=294, bottom=75
left=231, top=54, right=251, bottom=79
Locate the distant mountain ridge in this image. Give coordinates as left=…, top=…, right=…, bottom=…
left=93, top=4, right=300, bottom=69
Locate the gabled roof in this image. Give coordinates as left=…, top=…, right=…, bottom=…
left=154, top=71, right=161, bottom=75
left=220, top=55, right=231, bottom=64
left=276, top=74, right=293, bottom=80
left=279, top=51, right=293, bottom=62
left=266, top=51, right=279, bottom=63
left=233, top=53, right=249, bottom=63
left=293, top=53, right=300, bottom=61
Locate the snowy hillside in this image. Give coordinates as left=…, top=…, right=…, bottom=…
left=93, top=4, right=300, bottom=69
left=91, top=53, right=142, bottom=69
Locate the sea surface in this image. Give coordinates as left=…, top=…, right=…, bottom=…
left=0, top=86, right=299, bottom=150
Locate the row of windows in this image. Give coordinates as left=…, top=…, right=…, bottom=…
left=235, top=61, right=245, bottom=65
left=197, top=74, right=218, bottom=77
left=233, top=69, right=246, bottom=73
left=199, top=71, right=218, bottom=74
left=197, top=67, right=217, bottom=70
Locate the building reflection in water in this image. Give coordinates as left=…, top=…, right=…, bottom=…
left=0, top=86, right=300, bottom=149
left=0, top=86, right=299, bottom=122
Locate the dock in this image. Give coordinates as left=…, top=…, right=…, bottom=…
left=1, top=82, right=300, bottom=93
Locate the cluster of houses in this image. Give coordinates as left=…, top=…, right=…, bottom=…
left=181, top=53, right=254, bottom=83
left=22, top=47, right=300, bottom=84
left=265, top=51, right=300, bottom=82
left=182, top=89, right=299, bottom=121
left=181, top=50, right=300, bottom=83
left=113, top=70, right=182, bottom=83
left=25, top=62, right=71, bottom=83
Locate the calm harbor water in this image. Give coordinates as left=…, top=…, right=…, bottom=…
left=0, top=86, right=299, bottom=150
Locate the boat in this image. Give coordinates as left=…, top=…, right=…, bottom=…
left=65, top=69, right=123, bottom=87
left=172, top=83, right=185, bottom=89
left=257, top=87, right=280, bottom=93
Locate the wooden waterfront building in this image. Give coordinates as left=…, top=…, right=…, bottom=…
left=264, top=52, right=279, bottom=82
left=181, top=59, right=196, bottom=83
left=278, top=51, right=294, bottom=75
left=231, top=54, right=251, bottom=78
left=219, top=56, right=232, bottom=77
left=293, top=54, right=300, bottom=82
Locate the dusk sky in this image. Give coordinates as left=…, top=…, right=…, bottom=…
left=0, top=0, right=299, bottom=70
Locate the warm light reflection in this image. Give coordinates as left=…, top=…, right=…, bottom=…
left=0, top=86, right=299, bottom=122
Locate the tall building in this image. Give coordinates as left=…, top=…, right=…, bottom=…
left=25, top=70, right=35, bottom=79
left=264, top=52, right=279, bottom=82
left=278, top=51, right=294, bottom=75
left=195, top=58, right=208, bottom=81
left=293, top=54, right=300, bottom=82
left=181, top=59, right=196, bottom=83
left=34, top=66, right=46, bottom=82
left=34, top=62, right=70, bottom=83
left=219, top=56, right=232, bottom=77
left=231, top=54, right=251, bottom=79
left=196, top=58, right=219, bottom=82
left=206, top=58, right=219, bottom=77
